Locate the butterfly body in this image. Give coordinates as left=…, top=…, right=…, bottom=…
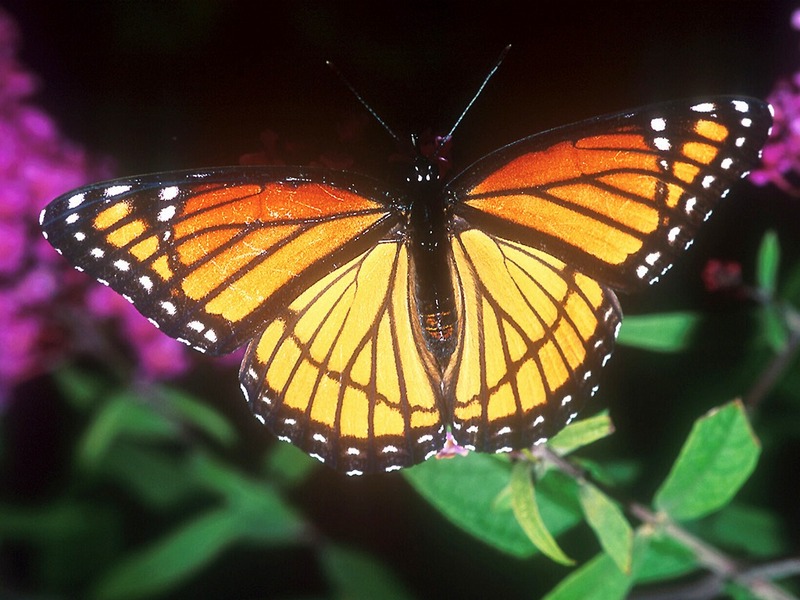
left=405, top=156, right=459, bottom=369
left=41, top=97, right=772, bottom=475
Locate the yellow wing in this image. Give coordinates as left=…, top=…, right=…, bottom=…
left=446, top=228, right=622, bottom=452
left=240, top=238, right=446, bottom=475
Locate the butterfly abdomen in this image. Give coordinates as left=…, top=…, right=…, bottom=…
left=406, top=158, right=459, bottom=368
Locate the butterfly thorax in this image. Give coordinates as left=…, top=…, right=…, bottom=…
left=405, top=156, right=458, bottom=371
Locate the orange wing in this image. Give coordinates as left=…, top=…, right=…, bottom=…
left=449, top=97, right=773, bottom=291
left=40, top=167, right=400, bottom=354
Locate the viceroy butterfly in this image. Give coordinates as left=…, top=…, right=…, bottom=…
left=40, top=95, right=772, bottom=475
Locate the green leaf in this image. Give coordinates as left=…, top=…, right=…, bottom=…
left=406, top=454, right=583, bottom=557
left=498, top=468, right=584, bottom=542
left=263, top=439, right=319, bottom=487
left=510, top=462, right=574, bottom=565
left=187, top=455, right=307, bottom=542
left=548, top=411, right=614, bottom=455
left=694, top=503, right=788, bottom=558
left=91, top=509, right=242, bottom=600
left=233, top=485, right=307, bottom=544
left=543, top=552, right=631, bottom=600
left=54, top=367, right=109, bottom=410
left=404, top=453, right=536, bottom=557
left=77, top=393, right=177, bottom=468
left=319, top=544, right=414, bottom=600
left=654, top=401, right=760, bottom=521
left=756, top=230, right=780, bottom=297
left=98, top=443, right=198, bottom=508
left=617, top=312, right=702, bottom=352
left=92, top=479, right=303, bottom=600
left=759, top=304, right=789, bottom=353
left=575, top=458, right=640, bottom=489
left=546, top=530, right=667, bottom=599
left=158, top=386, right=237, bottom=446
left=535, top=470, right=584, bottom=534
left=579, top=483, right=633, bottom=573
left=633, top=531, right=699, bottom=584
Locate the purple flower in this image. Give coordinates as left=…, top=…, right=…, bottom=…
left=0, top=219, right=25, bottom=275
left=749, top=9, right=800, bottom=195
left=0, top=8, right=195, bottom=404
left=435, top=431, right=471, bottom=460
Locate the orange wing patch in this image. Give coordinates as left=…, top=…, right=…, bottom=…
left=462, top=136, right=665, bottom=271
left=40, top=170, right=397, bottom=355
left=453, top=100, right=761, bottom=291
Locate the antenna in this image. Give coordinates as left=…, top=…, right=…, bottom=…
left=326, top=60, right=402, bottom=145
left=436, top=44, right=511, bottom=157
left=328, top=45, right=511, bottom=155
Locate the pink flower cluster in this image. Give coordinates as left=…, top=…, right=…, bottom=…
left=0, top=9, right=191, bottom=405
left=749, top=9, right=800, bottom=195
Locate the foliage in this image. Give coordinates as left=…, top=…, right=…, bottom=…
left=2, top=231, right=799, bottom=598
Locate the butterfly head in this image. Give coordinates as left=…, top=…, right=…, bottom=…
left=409, top=130, right=453, bottom=176
left=406, top=155, right=441, bottom=187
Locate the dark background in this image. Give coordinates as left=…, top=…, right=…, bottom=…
left=6, top=2, right=788, bottom=172
left=3, top=1, right=797, bottom=598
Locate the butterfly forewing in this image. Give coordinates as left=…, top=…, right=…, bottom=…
left=40, top=167, right=400, bottom=354
left=450, top=97, right=772, bottom=291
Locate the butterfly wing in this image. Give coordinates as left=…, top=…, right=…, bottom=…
left=240, top=237, right=445, bottom=475
left=449, top=97, right=773, bottom=290
left=440, top=97, right=772, bottom=452
left=40, top=166, right=400, bottom=354
left=446, top=227, right=621, bottom=452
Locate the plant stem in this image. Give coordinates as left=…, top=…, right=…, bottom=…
left=535, top=446, right=798, bottom=600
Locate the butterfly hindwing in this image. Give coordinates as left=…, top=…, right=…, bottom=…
left=447, top=228, right=621, bottom=451
left=240, top=238, right=446, bottom=475
left=40, top=167, right=399, bottom=354
left=450, top=97, right=772, bottom=291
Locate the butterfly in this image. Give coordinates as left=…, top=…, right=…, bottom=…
left=40, top=96, right=772, bottom=475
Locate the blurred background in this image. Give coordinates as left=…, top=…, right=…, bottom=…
left=1, top=1, right=798, bottom=598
